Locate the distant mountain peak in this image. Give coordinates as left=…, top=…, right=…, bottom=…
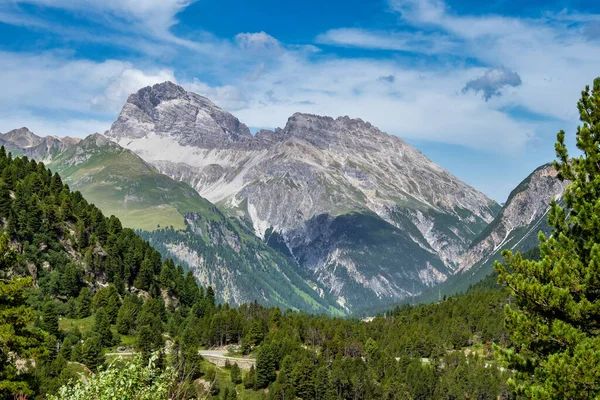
left=457, top=163, right=567, bottom=275
left=1, top=127, right=43, bottom=148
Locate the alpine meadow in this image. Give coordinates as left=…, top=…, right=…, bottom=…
left=1, top=0, right=600, bottom=399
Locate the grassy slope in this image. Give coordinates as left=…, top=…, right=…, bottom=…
left=46, top=135, right=217, bottom=231
left=47, top=136, right=340, bottom=314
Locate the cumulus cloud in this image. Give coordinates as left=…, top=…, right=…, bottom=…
left=389, top=0, right=447, bottom=24
left=462, top=67, right=522, bottom=101
left=0, top=51, right=178, bottom=137
left=91, top=68, right=177, bottom=112
left=5, top=0, right=600, bottom=157
left=186, top=79, right=249, bottom=110
left=0, top=112, right=112, bottom=138
left=235, top=32, right=281, bottom=52
left=230, top=57, right=536, bottom=153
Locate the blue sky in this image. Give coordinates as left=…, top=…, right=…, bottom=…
left=1, top=0, right=599, bottom=201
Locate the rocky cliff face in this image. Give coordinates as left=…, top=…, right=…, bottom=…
left=105, top=82, right=501, bottom=311
left=416, top=164, right=569, bottom=300
left=458, top=164, right=567, bottom=274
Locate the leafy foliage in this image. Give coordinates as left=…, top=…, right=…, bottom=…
left=48, top=353, right=175, bottom=400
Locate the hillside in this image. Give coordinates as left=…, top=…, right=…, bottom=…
left=0, top=146, right=213, bottom=396
left=45, top=134, right=213, bottom=231
left=0, top=148, right=513, bottom=399
left=0, top=129, right=341, bottom=313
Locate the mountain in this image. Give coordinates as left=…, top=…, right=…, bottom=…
left=420, top=164, right=568, bottom=299
left=105, top=81, right=501, bottom=311
left=0, top=127, right=79, bottom=160
left=0, top=128, right=341, bottom=314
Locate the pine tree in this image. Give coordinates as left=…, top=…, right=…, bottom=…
left=70, top=341, right=83, bottom=363
left=93, top=308, right=113, bottom=348
left=314, top=365, right=336, bottom=400
left=60, top=263, right=83, bottom=298
left=82, top=336, right=105, bottom=372
left=59, top=336, right=76, bottom=361
left=136, top=325, right=156, bottom=363
left=230, top=362, right=242, bottom=385
left=50, top=172, right=63, bottom=194
left=290, top=356, right=315, bottom=399
left=66, top=297, right=77, bottom=319
left=496, top=77, right=600, bottom=397
left=0, top=181, right=11, bottom=218
left=224, top=385, right=237, bottom=400
left=0, top=233, right=35, bottom=398
left=243, top=365, right=256, bottom=390
left=76, top=287, right=93, bottom=318
left=116, top=302, right=135, bottom=335
left=256, top=343, right=277, bottom=388
left=134, top=259, right=154, bottom=291
left=76, top=220, right=88, bottom=250
left=41, top=300, right=60, bottom=338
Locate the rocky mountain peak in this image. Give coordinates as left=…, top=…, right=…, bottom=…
left=0, top=127, right=43, bottom=148
left=127, top=81, right=190, bottom=114
left=106, top=81, right=252, bottom=148
left=79, top=133, right=114, bottom=149
left=280, top=112, right=409, bottom=153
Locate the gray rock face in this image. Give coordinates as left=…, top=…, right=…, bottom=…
left=105, top=81, right=501, bottom=311
left=458, top=164, right=567, bottom=274
left=109, top=81, right=253, bottom=148
left=0, top=128, right=79, bottom=161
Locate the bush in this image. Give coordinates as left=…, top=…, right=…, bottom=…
left=48, top=353, right=175, bottom=400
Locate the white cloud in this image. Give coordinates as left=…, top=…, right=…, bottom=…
left=0, top=112, right=112, bottom=138
left=91, top=68, right=177, bottom=112
left=0, top=51, right=178, bottom=115
left=389, top=0, right=448, bottom=25
left=386, top=0, right=600, bottom=122
left=14, top=0, right=194, bottom=29
left=224, top=56, right=535, bottom=153
left=235, top=32, right=282, bottom=53
left=9, top=0, right=199, bottom=47
left=186, top=79, right=249, bottom=111
left=316, top=28, right=457, bottom=54
left=4, top=0, right=600, bottom=157
left=0, top=51, right=180, bottom=137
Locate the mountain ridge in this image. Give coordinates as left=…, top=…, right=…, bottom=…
left=104, top=81, right=501, bottom=311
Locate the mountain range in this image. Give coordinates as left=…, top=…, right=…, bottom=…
left=0, top=82, right=567, bottom=314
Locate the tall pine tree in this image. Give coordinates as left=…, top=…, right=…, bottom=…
left=0, top=233, right=36, bottom=398
left=496, top=77, right=600, bottom=397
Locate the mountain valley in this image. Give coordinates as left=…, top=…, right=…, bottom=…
left=0, top=82, right=563, bottom=314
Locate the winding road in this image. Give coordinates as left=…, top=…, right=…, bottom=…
left=199, top=349, right=256, bottom=370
